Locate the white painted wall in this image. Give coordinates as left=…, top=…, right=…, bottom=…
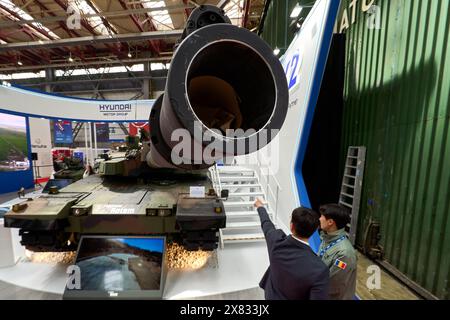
left=28, top=117, right=53, bottom=180
left=237, top=0, right=340, bottom=239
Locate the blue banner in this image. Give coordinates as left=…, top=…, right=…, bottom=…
left=54, top=120, right=73, bottom=144
left=95, top=123, right=109, bottom=142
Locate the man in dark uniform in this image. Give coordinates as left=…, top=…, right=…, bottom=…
left=254, top=199, right=329, bottom=300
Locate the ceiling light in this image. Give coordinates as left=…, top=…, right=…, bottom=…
left=17, top=60, right=23, bottom=66
left=127, top=52, right=132, bottom=58
left=68, top=53, right=74, bottom=62
left=273, top=47, right=280, bottom=56
left=290, top=4, right=303, bottom=18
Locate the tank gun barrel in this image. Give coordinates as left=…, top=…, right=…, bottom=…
left=146, top=5, right=289, bottom=170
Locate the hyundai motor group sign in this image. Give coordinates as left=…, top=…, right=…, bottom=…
left=98, top=103, right=133, bottom=117
left=0, top=85, right=153, bottom=122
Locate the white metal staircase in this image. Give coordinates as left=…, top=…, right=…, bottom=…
left=209, top=161, right=281, bottom=248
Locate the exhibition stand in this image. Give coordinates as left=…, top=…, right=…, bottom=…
left=0, top=0, right=339, bottom=300
left=0, top=220, right=24, bottom=268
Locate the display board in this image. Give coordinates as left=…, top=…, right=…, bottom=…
left=63, top=236, right=167, bottom=300
left=0, top=111, right=34, bottom=193
left=95, top=123, right=110, bottom=142
left=54, top=120, right=73, bottom=144
left=108, top=122, right=127, bottom=142
left=0, top=113, right=29, bottom=172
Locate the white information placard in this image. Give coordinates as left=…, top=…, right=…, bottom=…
left=189, top=186, right=205, bottom=198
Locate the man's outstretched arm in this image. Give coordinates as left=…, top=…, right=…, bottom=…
left=254, top=199, right=286, bottom=251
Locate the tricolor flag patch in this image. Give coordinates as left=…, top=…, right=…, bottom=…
left=335, top=259, right=347, bottom=270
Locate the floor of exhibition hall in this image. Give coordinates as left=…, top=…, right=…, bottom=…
left=0, top=242, right=269, bottom=300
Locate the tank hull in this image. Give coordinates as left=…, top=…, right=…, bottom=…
left=4, top=170, right=226, bottom=251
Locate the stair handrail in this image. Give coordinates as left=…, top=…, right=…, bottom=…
left=256, top=153, right=282, bottom=224
left=211, top=162, right=222, bottom=196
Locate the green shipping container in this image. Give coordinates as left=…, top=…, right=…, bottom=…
left=261, top=0, right=449, bottom=299
left=339, top=0, right=450, bottom=299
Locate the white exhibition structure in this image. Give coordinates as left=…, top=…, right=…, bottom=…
left=0, top=0, right=340, bottom=299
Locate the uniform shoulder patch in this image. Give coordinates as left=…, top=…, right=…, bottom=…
left=334, top=259, right=347, bottom=270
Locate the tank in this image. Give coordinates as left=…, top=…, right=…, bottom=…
left=3, top=5, right=289, bottom=252
left=53, top=157, right=85, bottom=182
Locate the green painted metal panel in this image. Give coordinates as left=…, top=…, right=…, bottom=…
left=260, top=0, right=311, bottom=55
left=340, top=0, right=450, bottom=299
left=260, top=0, right=449, bottom=300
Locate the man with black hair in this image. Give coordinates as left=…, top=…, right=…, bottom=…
left=254, top=198, right=329, bottom=300
left=319, top=204, right=357, bottom=300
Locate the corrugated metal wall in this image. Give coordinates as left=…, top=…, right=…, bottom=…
left=260, top=0, right=449, bottom=299
left=340, top=0, right=450, bottom=299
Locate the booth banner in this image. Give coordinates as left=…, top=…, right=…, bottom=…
left=109, top=123, right=127, bottom=142
left=129, top=122, right=150, bottom=136
left=0, top=111, right=34, bottom=193
left=95, top=123, right=110, bottom=142
left=29, top=117, right=53, bottom=180
left=0, top=112, right=30, bottom=172
left=251, top=0, right=340, bottom=250
left=54, top=120, right=73, bottom=144
left=0, top=86, right=153, bottom=122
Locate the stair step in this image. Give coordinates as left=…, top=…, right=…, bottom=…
left=225, top=221, right=262, bottom=229
left=226, top=211, right=261, bottom=217
left=220, top=176, right=259, bottom=182
left=226, top=212, right=273, bottom=220
left=221, top=233, right=265, bottom=242
left=224, top=201, right=264, bottom=208
left=221, top=184, right=262, bottom=189
left=218, top=167, right=254, bottom=173
left=229, top=191, right=265, bottom=197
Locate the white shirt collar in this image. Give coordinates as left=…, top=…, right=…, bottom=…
left=292, top=235, right=310, bottom=246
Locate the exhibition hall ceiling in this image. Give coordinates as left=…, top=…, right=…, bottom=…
left=0, top=0, right=265, bottom=72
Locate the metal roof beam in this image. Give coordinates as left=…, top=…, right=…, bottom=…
left=0, top=3, right=56, bottom=41
left=32, top=0, right=95, bottom=58
left=0, top=56, right=170, bottom=72
left=0, top=4, right=192, bottom=28
left=118, top=0, right=160, bottom=55
left=0, top=30, right=183, bottom=52
left=27, top=75, right=166, bottom=86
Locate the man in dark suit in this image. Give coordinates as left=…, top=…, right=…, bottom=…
left=254, top=199, right=330, bottom=300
